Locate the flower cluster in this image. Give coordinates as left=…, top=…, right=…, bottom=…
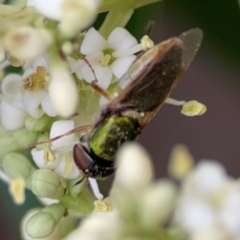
left=0, top=0, right=211, bottom=239
left=63, top=144, right=240, bottom=240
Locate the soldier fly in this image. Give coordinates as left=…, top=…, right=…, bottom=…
left=30, top=28, right=203, bottom=179
left=72, top=28, right=203, bottom=178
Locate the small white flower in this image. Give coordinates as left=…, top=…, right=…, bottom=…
left=78, top=27, right=142, bottom=89
left=31, top=120, right=81, bottom=179
left=28, top=0, right=101, bottom=37
left=175, top=160, right=240, bottom=239
left=22, top=57, right=58, bottom=118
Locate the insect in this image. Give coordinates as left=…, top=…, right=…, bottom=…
left=30, top=28, right=203, bottom=179
left=72, top=28, right=203, bottom=179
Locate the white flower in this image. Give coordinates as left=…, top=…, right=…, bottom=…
left=175, top=160, right=240, bottom=240
left=31, top=120, right=81, bottom=179
left=65, top=143, right=177, bottom=240
left=3, top=27, right=52, bottom=61
left=22, top=57, right=58, bottom=118
left=78, top=27, right=142, bottom=89
left=27, top=0, right=101, bottom=37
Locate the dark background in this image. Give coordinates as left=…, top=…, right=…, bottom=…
left=1, top=1, right=240, bottom=239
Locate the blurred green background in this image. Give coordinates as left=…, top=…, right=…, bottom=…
left=1, top=1, right=240, bottom=239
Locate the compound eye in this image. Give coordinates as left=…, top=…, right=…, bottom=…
left=73, top=143, right=93, bottom=172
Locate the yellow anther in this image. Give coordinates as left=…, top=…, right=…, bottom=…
left=141, top=35, right=154, bottom=50
left=94, top=198, right=113, bottom=212
left=181, top=100, right=207, bottom=116
left=169, top=144, right=194, bottom=180
left=23, top=66, right=49, bottom=91
left=9, top=177, right=26, bottom=204
left=44, top=144, right=55, bottom=164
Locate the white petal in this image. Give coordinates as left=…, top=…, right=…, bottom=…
left=80, top=28, right=107, bottom=55
left=81, top=63, right=112, bottom=90
left=27, top=0, right=64, bottom=21
left=22, top=90, right=46, bottom=118
left=41, top=94, right=58, bottom=117
left=1, top=74, right=22, bottom=97
left=31, top=148, right=61, bottom=169
left=113, top=142, right=153, bottom=192
left=33, top=57, right=48, bottom=69
left=94, top=65, right=112, bottom=90
left=107, top=27, right=138, bottom=50
left=49, top=69, right=79, bottom=118
left=111, top=55, right=136, bottom=79
left=50, top=120, right=75, bottom=148
left=1, top=100, right=27, bottom=131
left=177, top=197, right=216, bottom=233
left=195, top=160, right=227, bottom=195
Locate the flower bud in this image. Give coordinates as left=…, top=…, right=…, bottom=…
left=26, top=203, right=65, bottom=238
left=113, top=142, right=153, bottom=193
left=138, top=180, right=177, bottom=228
left=31, top=169, right=65, bottom=198
left=12, top=128, right=39, bottom=149
left=3, top=27, right=52, bottom=61
left=0, top=132, right=22, bottom=162
left=25, top=114, right=51, bottom=131
left=49, top=69, right=79, bottom=118
left=2, top=153, right=35, bottom=185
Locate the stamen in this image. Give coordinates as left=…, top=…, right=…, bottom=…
left=100, top=54, right=111, bottom=67
left=44, top=144, right=55, bottom=165
left=165, top=97, right=186, bottom=106
left=88, top=177, right=103, bottom=200
left=63, top=152, right=73, bottom=178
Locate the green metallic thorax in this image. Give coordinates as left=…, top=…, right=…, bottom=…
left=89, top=114, right=141, bottom=161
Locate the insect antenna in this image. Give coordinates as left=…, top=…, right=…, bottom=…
left=28, top=124, right=92, bottom=147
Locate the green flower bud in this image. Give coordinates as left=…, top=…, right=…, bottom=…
left=26, top=203, right=65, bottom=238
left=2, top=153, right=36, bottom=186
left=25, top=114, right=51, bottom=132
left=12, top=129, right=39, bottom=149
left=0, top=134, right=21, bottom=163
left=31, top=169, right=65, bottom=199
